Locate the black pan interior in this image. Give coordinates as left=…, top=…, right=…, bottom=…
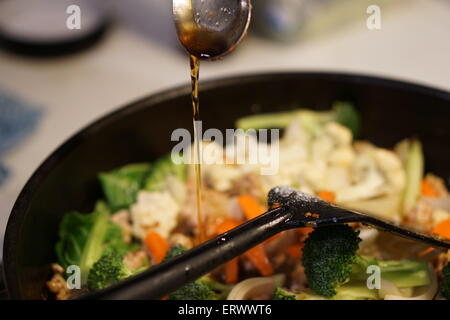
left=3, top=72, right=450, bottom=299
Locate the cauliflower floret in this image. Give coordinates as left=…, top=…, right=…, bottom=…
left=373, top=148, right=405, bottom=192
left=325, top=122, right=353, bottom=146
left=328, top=147, right=355, bottom=167
left=204, top=164, right=242, bottom=191
left=282, top=119, right=310, bottom=146
left=131, top=190, right=179, bottom=240
left=324, top=166, right=351, bottom=191
left=432, top=208, right=450, bottom=225
left=311, top=135, right=334, bottom=161
left=336, top=153, right=385, bottom=202
left=302, top=161, right=328, bottom=191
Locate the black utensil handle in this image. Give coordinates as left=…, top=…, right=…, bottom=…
left=288, top=198, right=450, bottom=249
left=361, top=215, right=450, bottom=249
left=309, top=201, right=450, bottom=249
left=82, top=206, right=290, bottom=300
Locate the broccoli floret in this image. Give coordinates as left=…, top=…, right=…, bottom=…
left=442, top=262, right=450, bottom=300
left=201, top=277, right=233, bottom=300
left=87, top=251, right=133, bottom=291
left=302, top=224, right=360, bottom=297
left=303, top=224, right=430, bottom=299
left=99, top=163, right=151, bottom=211
left=163, top=245, right=221, bottom=300
left=273, top=287, right=296, bottom=300
left=168, top=280, right=216, bottom=300
left=56, top=201, right=138, bottom=285
left=164, top=244, right=188, bottom=261
left=272, top=287, right=329, bottom=300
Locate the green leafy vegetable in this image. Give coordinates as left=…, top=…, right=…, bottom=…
left=99, top=163, right=151, bottom=211
left=55, top=201, right=135, bottom=285
left=235, top=101, right=361, bottom=137
left=402, top=139, right=424, bottom=214
left=334, top=101, right=361, bottom=138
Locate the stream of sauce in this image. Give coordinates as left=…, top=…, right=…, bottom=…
left=190, top=54, right=206, bottom=244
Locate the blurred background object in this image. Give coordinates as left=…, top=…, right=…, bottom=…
left=0, top=0, right=109, bottom=56
left=0, top=92, right=41, bottom=185
left=0, top=0, right=449, bottom=255
left=252, top=0, right=404, bottom=41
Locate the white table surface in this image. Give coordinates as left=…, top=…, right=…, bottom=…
left=0, top=0, right=449, bottom=254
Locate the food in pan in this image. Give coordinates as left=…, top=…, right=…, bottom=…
left=47, top=102, right=450, bottom=300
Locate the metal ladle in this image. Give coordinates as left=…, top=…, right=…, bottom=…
left=173, top=0, right=252, bottom=59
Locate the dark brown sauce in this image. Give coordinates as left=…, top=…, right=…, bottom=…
left=190, top=54, right=206, bottom=244
left=180, top=30, right=229, bottom=59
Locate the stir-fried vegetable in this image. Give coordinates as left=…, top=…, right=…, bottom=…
left=228, top=275, right=285, bottom=300
left=302, top=225, right=430, bottom=298
left=421, top=179, right=439, bottom=197
left=236, top=101, right=361, bottom=137
left=144, top=231, right=170, bottom=264
left=432, top=219, right=450, bottom=239
left=238, top=194, right=265, bottom=220
left=144, top=154, right=186, bottom=191
left=55, top=201, right=136, bottom=284
left=317, top=190, right=336, bottom=203
left=99, top=163, right=151, bottom=211
left=50, top=103, right=450, bottom=300
left=163, top=245, right=232, bottom=300
left=224, top=258, right=239, bottom=284
left=215, top=218, right=274, bottom=277
left=402, top=139, right=424, bottom=214
left=87, top=250, right=147, bottom=291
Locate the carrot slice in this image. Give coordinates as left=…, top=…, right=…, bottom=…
left=283, top=244, right=304, bottom=259
left=215, top=218, right=242, bottom=234
left=215, top=217, right=273, bottom=277
left=417, top=247, right=436, bottom=257
left=225, top=258, right=239, bottom=284
left=263, top=233, right=284, bottom=245
left=244, top=245, right=273, bottom=276
left=297, top=227, right=314, bottom=238
left=432, top=219, right=450, bottom=239
left=317, top=191, right=336, bottom=203
left=421, top=180, right=439, bottom=197
left=144, top=231, right=170, bottom=264
left=238, top=194, right=266, bottom=220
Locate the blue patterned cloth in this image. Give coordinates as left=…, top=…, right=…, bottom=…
left=0, top=91, right=42, bottom=185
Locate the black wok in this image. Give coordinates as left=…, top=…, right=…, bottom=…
left=2, top=72, right=450, bottom=299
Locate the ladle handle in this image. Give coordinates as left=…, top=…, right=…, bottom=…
left=82, top=206, right=290, bottom=300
